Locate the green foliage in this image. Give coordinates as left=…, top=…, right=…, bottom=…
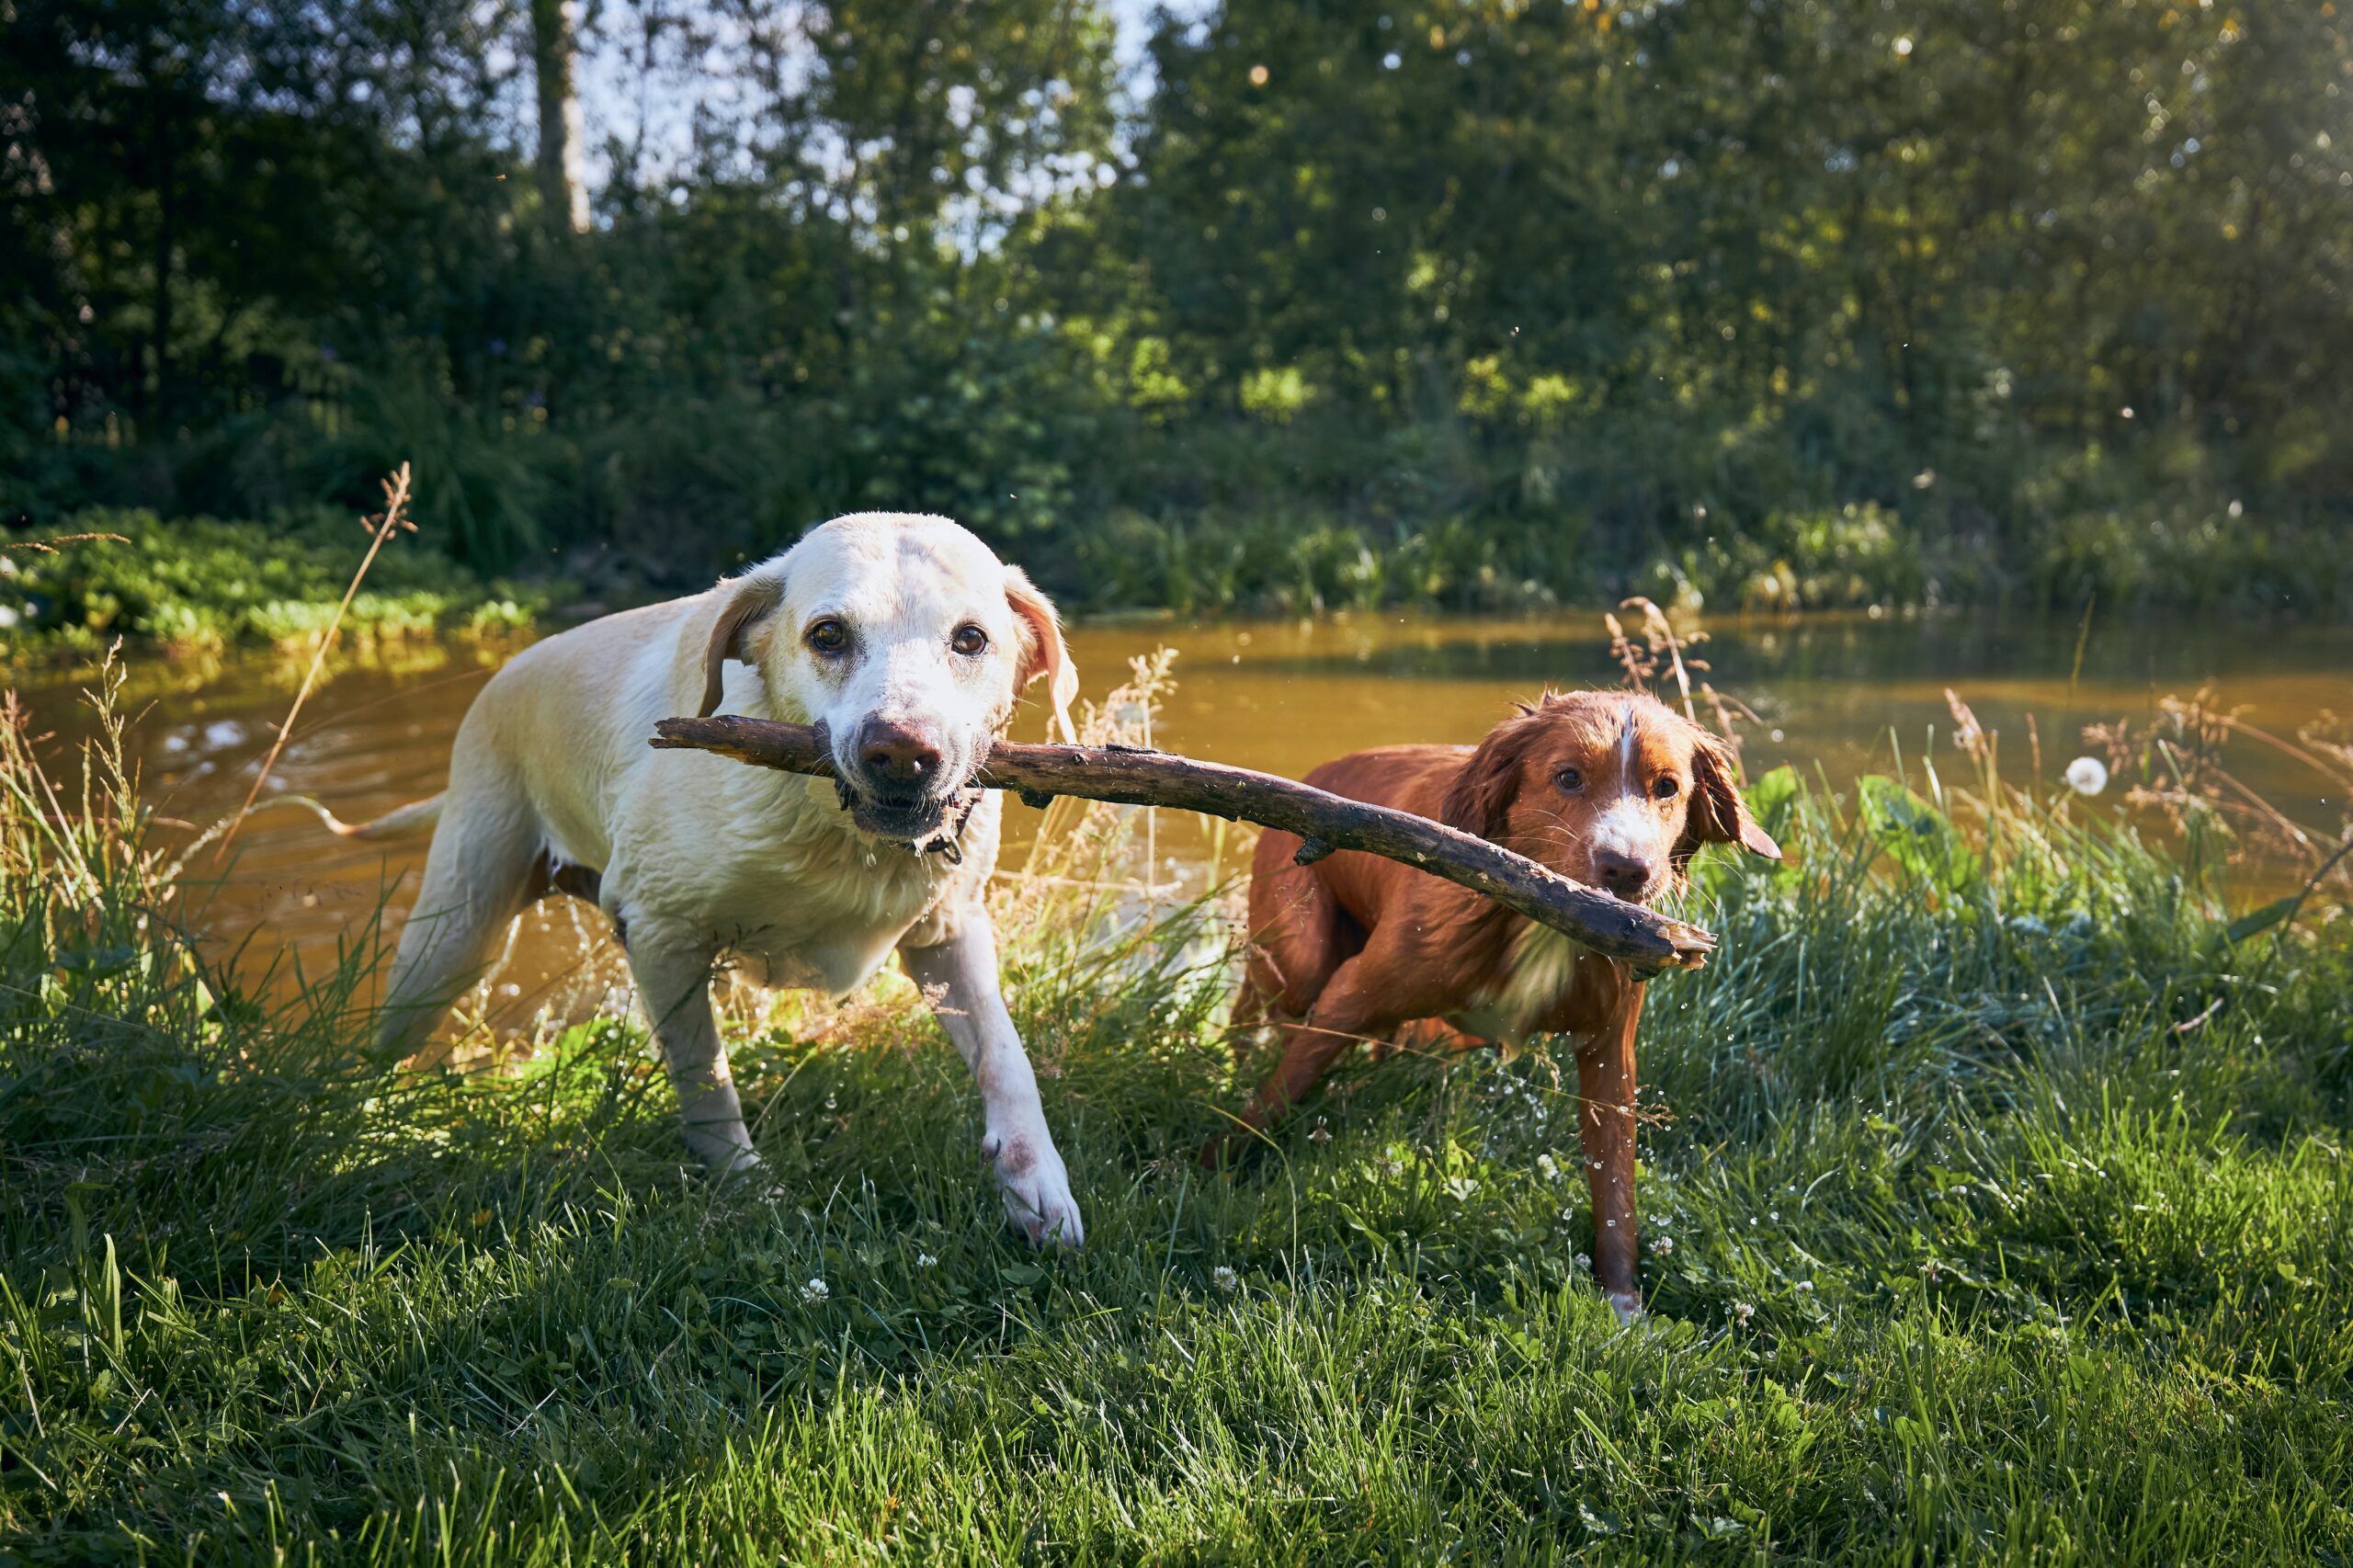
left=0, top=512, right=559, bottom=660
left=5, top=0, right=2351, bottom=612
left=4, top=675, right=2352, bottom=1561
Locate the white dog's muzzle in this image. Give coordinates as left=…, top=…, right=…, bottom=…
left=821, top=717, right=988, bottom=855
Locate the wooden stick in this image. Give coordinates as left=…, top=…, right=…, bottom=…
left=650, top=715, right=1717, bottom=974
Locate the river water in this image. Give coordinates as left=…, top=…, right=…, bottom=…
left=16, top=607, right=2350, bottom=1031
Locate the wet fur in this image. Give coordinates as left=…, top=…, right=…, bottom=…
left=1224, top=689, right=1780, bottom=1315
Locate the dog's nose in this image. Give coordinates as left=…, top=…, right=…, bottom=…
left=858, top=719, right=943, bottom=788
left=1590, top=849, right=1655, bottom=900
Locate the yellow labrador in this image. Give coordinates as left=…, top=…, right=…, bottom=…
left=346, top=514, right=1085, bottom=1244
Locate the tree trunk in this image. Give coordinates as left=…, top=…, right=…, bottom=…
left=530, top=0, right=589, bottom=234
left=149, top=82, right=176, bottom=421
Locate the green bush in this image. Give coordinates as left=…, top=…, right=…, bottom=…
left=0, top=510, right=563, bottom=661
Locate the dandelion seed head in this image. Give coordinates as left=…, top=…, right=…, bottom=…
left=2065, top=756, right=2109, bottom=796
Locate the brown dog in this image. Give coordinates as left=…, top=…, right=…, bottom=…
left=1222, top=690, right=1781, bottom=1315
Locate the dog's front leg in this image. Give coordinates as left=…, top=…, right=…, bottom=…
left=625, top=925, right=760, bottom=1175
left=1576, top=969, right=1646, bottom=1321
left=900, top=914, right=1084, bottom=1248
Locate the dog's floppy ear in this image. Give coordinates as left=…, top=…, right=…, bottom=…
left=1004, top=565, right=1079, bottom=744
left=1439, top=708, right=1543, bottom=841
left=1677, top=728, right=1782, bottom=864
left=697, top=573, right=784, bottom=718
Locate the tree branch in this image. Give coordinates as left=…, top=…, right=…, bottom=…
left=650, top=715, right=1719, bottom=975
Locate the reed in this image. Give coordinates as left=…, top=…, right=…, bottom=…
left=214, top=466, right=417, bottom=860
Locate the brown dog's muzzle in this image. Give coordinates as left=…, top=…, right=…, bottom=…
left=1588, top=848, right=1659, bottom=902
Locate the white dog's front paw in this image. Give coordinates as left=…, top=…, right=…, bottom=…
left=981, top=1123, right=1084, bottom=1249
left=687, top=1125, right=764, bottom=1176
left=699, top=1141, right=782, bottom=1199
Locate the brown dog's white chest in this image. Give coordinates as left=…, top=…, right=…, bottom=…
left=1445, top=921, right=1603, bottom=1047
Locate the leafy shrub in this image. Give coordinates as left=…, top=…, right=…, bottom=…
left=0, top=510, right=563, bottom=660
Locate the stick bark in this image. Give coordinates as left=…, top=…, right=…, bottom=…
left=650, top=716, right=1717, bottom=974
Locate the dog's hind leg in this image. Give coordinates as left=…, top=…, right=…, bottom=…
left=375, top=767, right=541, bottom=1059
left=1244, top=855, right=1355, bottom=1018
left=622, top=923, right=758, bottom=1174
left=1233, top=846, right=1361, bottom=1063
left=1203, top=952, right=1399, bottom=1165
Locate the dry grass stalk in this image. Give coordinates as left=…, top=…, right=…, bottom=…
left=214, top=464, right=416, bottom=862
left=1, top=649, right=175, bottom=954
left=0, top=531, right=131, bottom=555
left=1604, top=597, right=1756, bottom=770
left=2085, top=687, right=2353, bottom=915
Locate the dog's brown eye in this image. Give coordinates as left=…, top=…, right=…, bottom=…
left=1654, top=775, right=1680, bottom=800
left=806, top=619, right=848, bottom=653
left=951, top=624, right=988, bottom=656
left=1555, top=768, right=1583, bottom=792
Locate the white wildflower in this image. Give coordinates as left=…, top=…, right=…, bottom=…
left=2064, top=756, right=2109, bottom=796
left=1651, top=1235, right=1675, bottom=1256
left=915, top=1254, right=938, bottom=1268
left=1537, top=1153, right=1562, bottom=1183
left=1795, top=1280, right=1813, bottom=1293
left=1211, top=1265, right=1240, bottom=1293
left=800, top=1277, right=830, bottom=1304
left=1732, top=1301, right=1755, bottom=1324
left=1574, top=1252, right=1591, bottom=1272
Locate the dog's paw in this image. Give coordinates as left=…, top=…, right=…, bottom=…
left=981, top=1123, right=1085, bottom=1249
left=701, top=1142, right=784, bottom=1199
left=1605, top=1290, right=1645, bottom=1326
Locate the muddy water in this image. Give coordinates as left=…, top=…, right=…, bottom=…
left=16, top=608, right=2351, bottom=1029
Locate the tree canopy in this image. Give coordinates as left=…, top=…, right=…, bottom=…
left=5, top=0, right=2348, bottom=613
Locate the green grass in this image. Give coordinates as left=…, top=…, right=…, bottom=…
left=0, top=510, right=558, bottom=664
left=4, top=680, right=2351, bottom=1563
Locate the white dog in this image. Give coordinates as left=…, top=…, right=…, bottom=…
left=343, top=514, right=1086, bottom=1244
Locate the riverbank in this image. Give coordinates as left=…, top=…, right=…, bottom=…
left=6, top=488, right=2348, bottom=672
left=4, top=668, right=2350, bottom=1562
left=0, top=510, right=565, bottom=664
left=21, top=600, right=2353, bottom=1009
